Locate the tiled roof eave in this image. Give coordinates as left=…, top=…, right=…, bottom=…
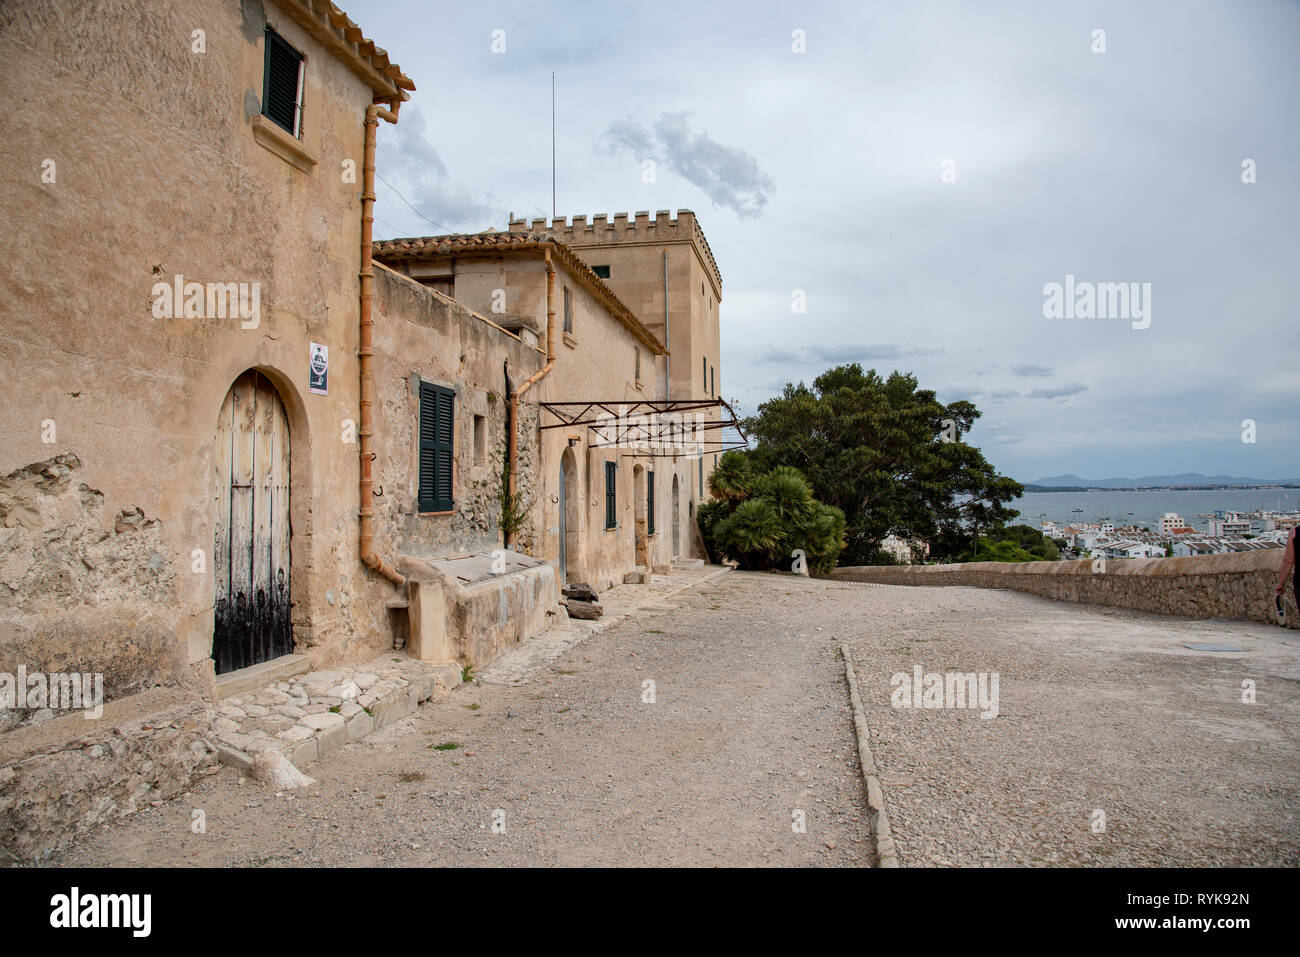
left=373, top=234, right=668, bottom=355
left=272, top=0, right=415, bottom=99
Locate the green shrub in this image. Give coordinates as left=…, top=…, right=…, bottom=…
left=702, top=453, right=846, bottom=573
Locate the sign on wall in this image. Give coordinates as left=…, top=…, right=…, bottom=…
left=308, top=342, right=328, bottom=395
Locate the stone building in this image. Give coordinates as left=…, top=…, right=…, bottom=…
left=0, top=0, right=427, bottom=708
left=0, top=0, right=735, bottom=858
left=374, top=221, right=732, bottom=597
left=507, top=211, right=727, bottom=505
left=1, top=0, right=732, bottom=713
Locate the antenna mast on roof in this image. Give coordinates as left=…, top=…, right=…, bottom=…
left=551, top=72, right=556, bottom=219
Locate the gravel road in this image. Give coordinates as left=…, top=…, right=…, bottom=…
left=45, top=571, right=873, bottom=867
left=42, top=572, right=1298, bottom=867
left=841, top=581, right=1299, bottom=866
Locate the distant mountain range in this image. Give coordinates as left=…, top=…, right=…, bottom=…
left=1025, top=473, right=1300, bottom=489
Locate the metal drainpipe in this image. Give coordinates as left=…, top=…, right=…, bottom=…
left=358, top=98, right=406, bottom=587
left=505, top=246, right=557, bottom=547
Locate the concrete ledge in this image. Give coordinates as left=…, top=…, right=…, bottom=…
left=400, top=554, right=558, bottom=669
left=215, top=654, right=311, bottom=700
left=826, top=551, right=1298, bottom=630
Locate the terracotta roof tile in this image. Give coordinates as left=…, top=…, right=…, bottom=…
left=273, top=0, right=415, bottom=98
left=373, top=232, right=667, bottom=354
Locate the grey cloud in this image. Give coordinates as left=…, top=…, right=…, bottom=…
left=1026, top=383, right=1088, bottom=399
left=760, top=344, right=800, bottom=363
left=378, top=104, right=494, bottom=231
left=600, top=112, right=775, bottom=218
left=804, top=343, right=943, bottom=362
left=386, top=104, right=447, bottom=177
left=758, top=342, right=943, bottom=364
left=1011, top=364, right=1053, bottom=378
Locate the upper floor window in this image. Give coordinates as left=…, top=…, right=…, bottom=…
left=563, top=286, right=573, bottom=333
left=591, top=265, right=611, bottom=279
left=263, top=28, right=305, bottom=137
left=634, top=347, right=641, bottom=383
left=418, top=381, right=455, bottom=513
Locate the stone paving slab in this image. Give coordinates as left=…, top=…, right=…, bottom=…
left=212, top=653, right=461, bottom=771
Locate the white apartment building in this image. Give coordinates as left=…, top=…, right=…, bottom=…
left=1207, top=513, right=1252, bottom=537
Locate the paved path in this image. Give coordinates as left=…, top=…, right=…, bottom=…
left=42, top=573, right=1299, bottom=867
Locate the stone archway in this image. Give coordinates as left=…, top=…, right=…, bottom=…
left=212, top=370, right=292, bottom=674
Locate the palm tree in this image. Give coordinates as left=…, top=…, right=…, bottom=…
left=708, top=450, right=752, bottom=504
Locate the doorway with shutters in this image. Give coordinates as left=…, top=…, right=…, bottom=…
left=558, top=446, right=582, bottom=582
left=212, top=370, right=293, bottom=675
left=633, top=464, right=649, bottom=568
left=671, top=474, right=681, bottom=559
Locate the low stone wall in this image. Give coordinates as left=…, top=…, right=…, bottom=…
left=827, top=551, right=1298, bottom=630
left=445, top=563, right=558, bottom=669
left=0, top=685, right=216, bottom=862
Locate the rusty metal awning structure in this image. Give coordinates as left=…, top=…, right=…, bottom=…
left=539, top=397, right=749, bottom=457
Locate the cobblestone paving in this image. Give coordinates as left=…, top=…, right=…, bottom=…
left=214, top=656, right=461, bottom=770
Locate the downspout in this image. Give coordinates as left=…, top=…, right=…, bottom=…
left=358, top=98, right=406, bottom=587
left=502, top=360, right=514, bottom=547
left=505, top=246, right=557, bottom=546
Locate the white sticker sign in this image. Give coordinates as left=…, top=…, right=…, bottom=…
left=309, top=342, right=328, bottom=395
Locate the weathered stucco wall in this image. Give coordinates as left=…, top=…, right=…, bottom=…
left=0, top=0, right=403, bottom=697
left=828, top=552, right=1299, bottom=630
left=507, top=211, right=723, bottom=509
left=377, top=247, right=695, bottom=592
left=370, top=264, right=543, bottom=561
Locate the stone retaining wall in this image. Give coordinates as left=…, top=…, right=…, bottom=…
left=0, top=686, right=216, bottom=862
left=827, top=551, right=1298, bottom=630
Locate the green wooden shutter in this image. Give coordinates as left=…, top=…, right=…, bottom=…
left=419, top=382, right=454, bottom=512
left=604, top=461, right=617, bottom=529
left=263, top=29, right=304, bottom=135
left=647, top=470, right=655, bottom=535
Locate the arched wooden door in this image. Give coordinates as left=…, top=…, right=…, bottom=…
left=213, top=370, right=292, bottom=674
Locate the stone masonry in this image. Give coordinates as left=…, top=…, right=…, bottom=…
left=213, top=655, right=462, bottom=771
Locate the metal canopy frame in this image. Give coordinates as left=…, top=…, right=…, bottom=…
left=539, top=397, right=749, bottom=458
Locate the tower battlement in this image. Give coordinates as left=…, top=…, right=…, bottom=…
left=507, top=209, right=722, bottom=294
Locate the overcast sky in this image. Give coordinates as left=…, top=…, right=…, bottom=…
left=351, top=0, right=1300, bottom=483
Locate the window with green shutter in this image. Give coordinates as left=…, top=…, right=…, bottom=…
left=418, top=382, right=454, bottom=513
left=263, top=28, right=305, bottom=137
left=647, top=470, right=655, bottom=535
left=604, top=460, right=617, bottom=529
